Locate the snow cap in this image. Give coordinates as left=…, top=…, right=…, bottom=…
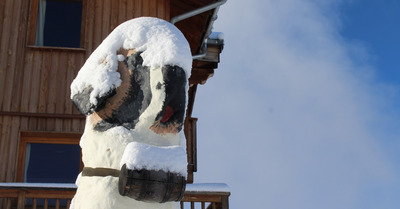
left=70, top=17, right=192, bottom=105
left=120, top=142, right=188, bottom=177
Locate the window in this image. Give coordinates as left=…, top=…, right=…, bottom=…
left=17, top=132, right=82, bottom=183
left=24, top=143, right=80, bottom=183
left=28, top=0, right=84, bottom=48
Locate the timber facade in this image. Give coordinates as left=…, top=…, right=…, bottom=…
left=0, top=0, right=228, bottom=208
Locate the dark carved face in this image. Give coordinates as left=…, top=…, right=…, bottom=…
left=72, top=49, right=186, bottom=135
left=150, top=62, right=187, bottom=135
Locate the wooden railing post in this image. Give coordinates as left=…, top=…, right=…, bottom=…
left=17, top=191, right=26, bottom=209
left=6, top=198, right=12, bottom=209
left=221, top=196, right=229, bottom=209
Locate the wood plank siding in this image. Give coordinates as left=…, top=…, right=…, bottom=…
left=0, top=0, right=170, bottom=183
left=1, top=0, right=223, bottom=184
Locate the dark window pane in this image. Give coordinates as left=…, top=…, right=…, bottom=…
left=25, top=143, right=80, bottom=183
left=42, top=0, right=82, bottom=47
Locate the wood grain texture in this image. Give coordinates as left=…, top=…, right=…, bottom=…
left=0, top=0, right=14, bottom=111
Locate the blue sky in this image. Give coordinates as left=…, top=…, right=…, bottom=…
left=340, top=0, right=400, bottom=85
left=193, top=0, right=400, bottom=208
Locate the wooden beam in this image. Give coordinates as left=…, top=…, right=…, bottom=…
left=0, top=111, right=85, bottom=119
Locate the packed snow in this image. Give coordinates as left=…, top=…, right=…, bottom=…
left=0, top=182, right=77, bottom=189
left=70, top=17, right=192, bottom=106
left=208, top=32, right=224, bottom=40
left=185, top=183, right=230, bottom=193
left=120, top=142, right=187, bottom=177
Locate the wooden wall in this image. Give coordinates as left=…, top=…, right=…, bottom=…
left=0, top=0, right=170, bottom=183
left=84, top=0, right=170, bottom=54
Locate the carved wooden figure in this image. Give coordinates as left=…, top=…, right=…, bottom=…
left=70, top=17, right=192, bottom=209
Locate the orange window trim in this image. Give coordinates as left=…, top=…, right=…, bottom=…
left=16, top=131, right=83, bottom=182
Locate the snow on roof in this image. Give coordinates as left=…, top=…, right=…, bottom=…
left=70, top=17, right=192, bottom=105
left=208, top=32, right=224, bottom=40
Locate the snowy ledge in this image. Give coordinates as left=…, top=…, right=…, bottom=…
left=0, top=183, right=77, bottom=190
left=0, top=182, right=230, bottom=194
left=185, top=183, right=230, bottom=195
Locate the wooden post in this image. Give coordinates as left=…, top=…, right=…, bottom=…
left=6, top=198, right=12, bottom=209
left=17, top=191, right=25, bottom=209
left=221, top=196, right=229, bottom=209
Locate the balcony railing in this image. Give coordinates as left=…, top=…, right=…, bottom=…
left=0, top=183, right=230, bottom=209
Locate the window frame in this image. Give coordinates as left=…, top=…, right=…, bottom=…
left=27, top=0, right=87, bottom=50
left=17, top=131, right=83, bottom=182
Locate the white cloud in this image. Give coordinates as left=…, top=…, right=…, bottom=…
left=192, top=0, right=400, bottom=208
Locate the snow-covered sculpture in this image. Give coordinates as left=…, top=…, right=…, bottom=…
left=69, top=17, right=192, bottom=209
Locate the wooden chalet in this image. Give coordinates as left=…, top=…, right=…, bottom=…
left=0, top=0, right=229, bottom=208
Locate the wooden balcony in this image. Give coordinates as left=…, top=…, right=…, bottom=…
left=0, top=183, right=229, bottom=209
